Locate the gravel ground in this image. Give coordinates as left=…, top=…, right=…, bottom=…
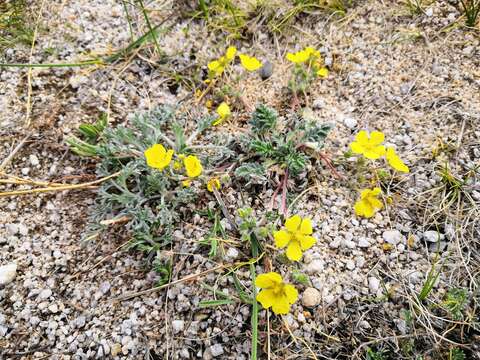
left=1, top=0, right=479, bottom=359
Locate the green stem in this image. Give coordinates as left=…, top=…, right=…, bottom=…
left=136, top=0, right=162, bottom=57
left=250, top=261, right=258, bottom=360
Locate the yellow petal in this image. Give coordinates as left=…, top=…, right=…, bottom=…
left=350, top=141, right=364, bottom=154
left=184, top=155, right=203, bottom=178
left=371, top=187, right=382, bottom=196
left=239, top=54, right=262, bottom=71
left=207, top=178, right=220, bottom=192
left=286, top=241, right=302, bottom=261
left=386, top=148, right=409, bottom=173
left=363, top=145, right=386, bottom=159
left=370, top=131, right=385, bottom=145
left=316, top=67, right=329, bottom=78
left=255, top=272, right=282, bottom=288
left=300, top=218, right=313, bottom=235
left=360, top=188, right=372, bottom=199
left=355, top=130, right=369, bottom=145
left=216, top=102, right=231, bottom=118
left=182, top=179, right=191, bottom=187
left=144, top=144, right=173, bottom=170
left=286, top=53, right=298, bottom=63
left=225, top=46, right=237, bottom=61
left=208, top=60, right=221, bottom=71
left=300, top=235, right=316, bottom=250
left=295, top=50, right=310, bottom=63
left=354, top=199, right=374, bottom=218
left=368, top=197, right=383, bottom=210
left=271, top=296, right=290, bottom=314
left=256, top=289, right=275, bottom=309
left=273, top=230, right=291, bottom=248
left=285, top=215, right=301, bottom=232
left=284, top=284, right=299, bottom=304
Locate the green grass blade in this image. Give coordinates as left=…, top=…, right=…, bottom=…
left=136, top=0, right=162, bottom=57
left=199, top=299, right=234, bottom=308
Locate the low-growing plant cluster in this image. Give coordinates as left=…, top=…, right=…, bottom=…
left=67, top=91, right=420, bottom=357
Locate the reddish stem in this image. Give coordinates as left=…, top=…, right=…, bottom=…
left=318, top=152, right=343, bottom=179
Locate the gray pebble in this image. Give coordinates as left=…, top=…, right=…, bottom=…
left=258, top=60, right=273, bottom=80
left=38, top=289, right=53, bottom=301
left=383, top=230, right=404, bottom=245
left=210, top=343, right=224, bottom=357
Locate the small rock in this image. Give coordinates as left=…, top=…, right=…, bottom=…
left=38, top=289, right=52, bottom=300
left=29, top=154, right=40, bottom=166
left=99, top=281, right=111, bottom=294
left=368, top=277, right=380, bottom=294
left=312, top=98, right=325, bottom=109
left=210, top=344, right=224, bottom=357
left=225, top=247, right=239, bottom=260
left=48, top=304, right=59, bottom=313
left=306, top=259, right=324, bottom=274
left=258, top=60, right=273, bottom=80
left=172, top=320, right=184, bottom=334
left=383, top=230, right=404, bottom=245
left=0, top=325, right=8, bottom=337
left=395, top=318, right=408, bottom=335
left=423, top=230, right=443, bottom=243
left=5, top=223, right=18, bottom=235
left=111, top=343, right=122, bottom=356
left=425, top=7, right=433, bottom=17
left=75, top=316, right=86, bottom=328
left=343, top=116, right=357, bottom=129
left=358, top=238, right=370, bottom=248
left=0, top=263, right=17, bottom=285
left=302, top=287, right=321, bottom=307
left=345, top=260, right=355, bottom=270
left=17, top=224, right=28, bottom=236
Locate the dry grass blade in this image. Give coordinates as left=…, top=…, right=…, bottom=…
left=0, top=171, right=121, bottom=197
left=112, top=263, right=229, bottom=302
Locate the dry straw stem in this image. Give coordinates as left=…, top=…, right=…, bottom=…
left=112, top=263, right=229, bottom=302
left=0, top=133, right=31, bottom=171
left=25, top=0, right=47, bottom=127
left=0, top=171, right=121, bottom=197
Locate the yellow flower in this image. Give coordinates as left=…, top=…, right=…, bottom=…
left=182, top=179, right=191, bottom=187
left=273, top=215, right=316, bottom=262
left=225, top=46, right=237, bottom=61
left=286, top=46, right=320, bottom=64
left=144, top=144, right=174, bottom=170
left=386, top=147, right=409, bottom=173
left=239, top=54, right=262, bottom=71
left=213, top=102, right=231, bottom=126
left=208, top=60, right=224, bottom=77
left=303, top=46, right=320, bottom=58
left=255, top=272, right=298, bottom=315
left=350, top=130, right=386, bottom=159
left=354, top=187, right=383, bottom=218
left=286, top=50, right=309, bottom=64
left=184, top=155, right=202, bottom=178
left=205, top=100, right=213, bottom=109
left=316, top=67, right=329, bottom=78
left=207, top=178, right=221, bottom=192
